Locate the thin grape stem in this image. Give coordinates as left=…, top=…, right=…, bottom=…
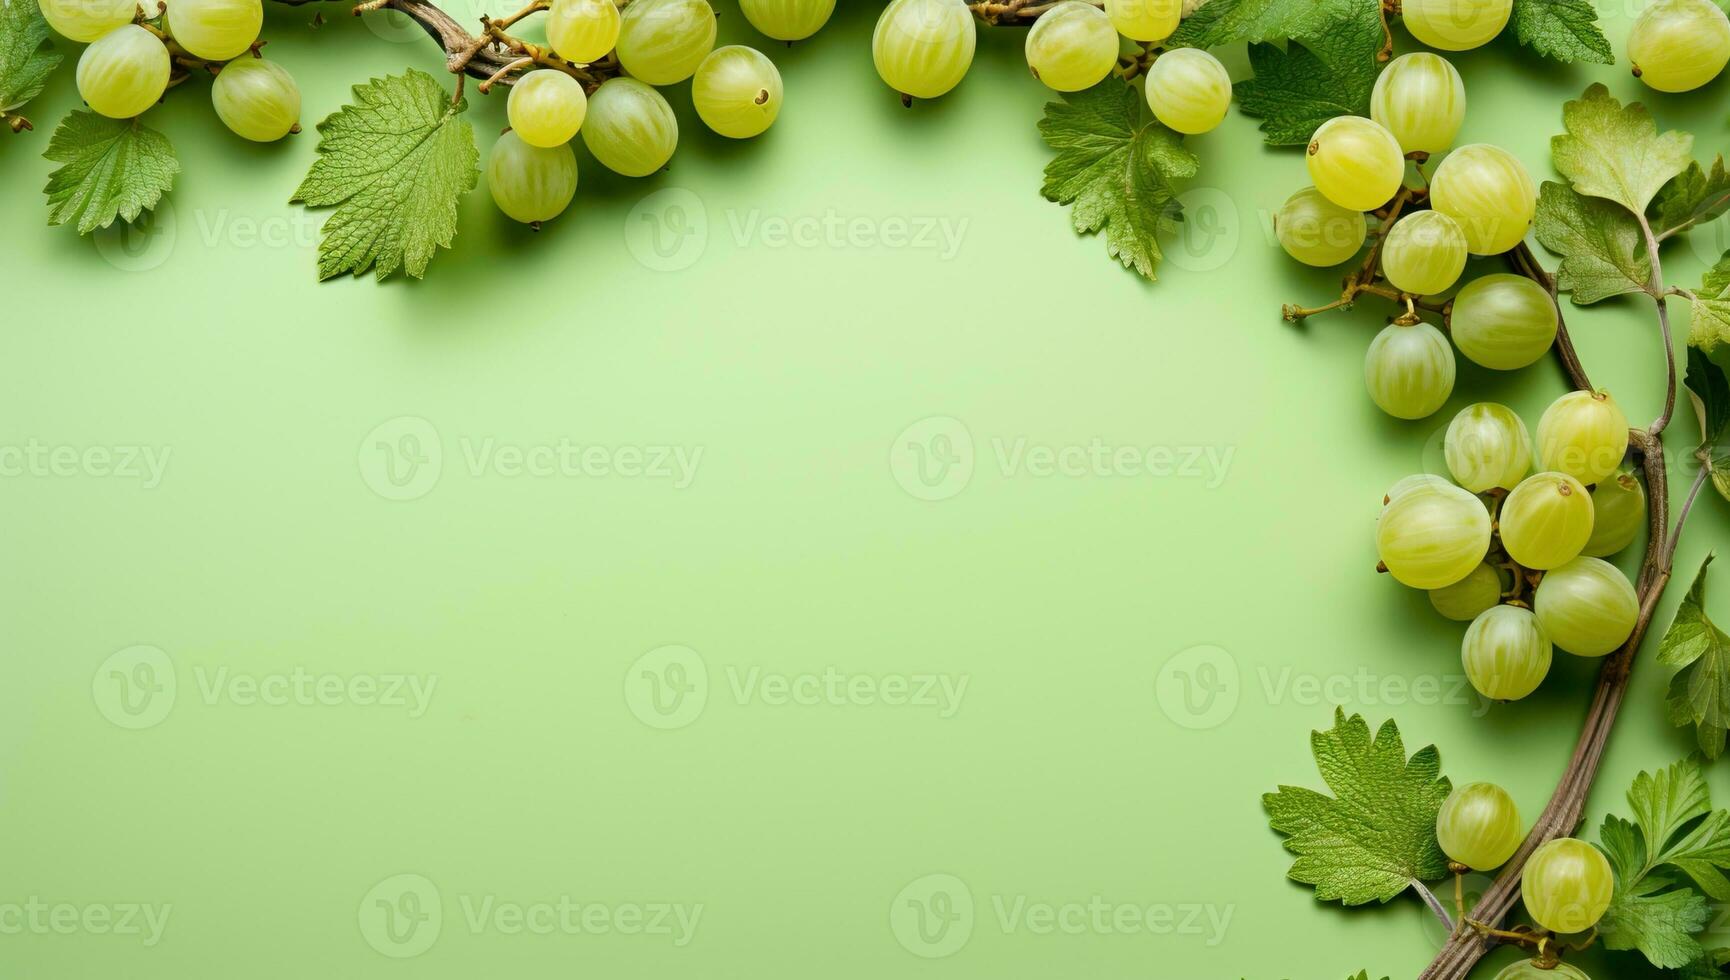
left=1412, top=880, right=1455, bottom=934
left=968, top=0, right=1101, bottom=25
left=1638, top=211, right=1679, bottom=436
left=1664, top=464, right=1710, bottom=571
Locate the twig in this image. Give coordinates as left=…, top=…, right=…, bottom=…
left=1412, top=880, right=1455, bottom=935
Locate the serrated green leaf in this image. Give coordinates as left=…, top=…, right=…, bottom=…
left=1038, top=81, right=1197, bottom=281
left=1653, top=157, right=1730, bottom=241
left=1552, top=83, right=1692, bottom=215
left=1600, top=868, right=1713, bottom=968
left=1663, top=557, right=1730, bottom=757
left=1168, top=0, right=1373, bottom=47
left=0, top=0, right=61, bottom=123
left=1685, top=347, right=1730, bottom=504
left=1679, top=947, right=1730, bottom=979
left=1533, top=181, right=1653, bottom=304
left=291, top=69, right=478, bottom=281
left=1234, top=3, right=1382, bottom=147
left=1263, top=709, right=1451, bottom=906
left=1509, top=0, right=1614, bottom=64
left=42, top=111, right=178, bottom=234
left=1693, top=258, right=1730, bottom=354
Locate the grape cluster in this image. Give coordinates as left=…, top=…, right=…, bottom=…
left=489, top=0, right=806, bottom=226
left=44, top=0, right=300, bottom=141
left=872, top=0, right=1230, bottom=134
left=1436, top=782, right=1614, bottom=967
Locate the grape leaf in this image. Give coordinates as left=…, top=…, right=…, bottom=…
left=1168, top=0, right=1373, bottom=47
left=1597, top=757, right=1730, bottom=967
left=1663, top=557, right=1730, bottom=758
left=1533, top=181, right=1653, bottom=304
left=1234, top=2, right=1382, bottom=147
left=42, top=111, right=178, bottom=234
left=1038, top=80, right=1198, bottom=281
left=1691, top=256, right=1730, bottom=354
left=1263, top=709, right=1451, bottom=906
left=291, top=69, right=479, bottom=281
left=1552, top=83, right=1693, bottom=216
left=0, top=0, right=61, bottom=130
left=1653, top=157, right=1730, bottom=241
left=1509, top=0, right=1614, bottom=64
left=1685, top=347, right=1730, bottom=506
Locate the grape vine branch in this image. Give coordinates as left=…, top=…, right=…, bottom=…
left=1283, top=142, right=1702, bottom=979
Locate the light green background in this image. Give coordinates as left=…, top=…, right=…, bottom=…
left=2, top=2, right=1728, bottom=977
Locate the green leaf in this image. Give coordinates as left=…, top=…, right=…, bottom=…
left=1038, top=80, right=1198, bottom=281
left=1551, top=82, right=1693, bottom=215
left=291, top=69, right=479, bottom=281
left=1692, top=257, right=1730, bottom=354
left=1509, top=0, right=1614, bottom=64
left=1263, top=709, right=1451, bottom=906
left=1167, top=0, right=1372, bottom=47
left=1599, top=867, right=1712, bottom=968
left=1234, top=3, right=1382, bottom=147
left=42, top=111, right=178, bottom=235
left=1652, top=157, right=1730, bottom=240
left=1686, top=347, right=1730, bottom=505
left=1679, top=948, right=1730, bottom=979
left=1663, top=557, right=1730, bottom=758
left=1533, top=181, right=1653, bottom=304
left=0, top=0, right=61, bottom=125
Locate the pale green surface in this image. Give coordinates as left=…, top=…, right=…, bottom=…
left=2, top=4, right=1729, bottom=979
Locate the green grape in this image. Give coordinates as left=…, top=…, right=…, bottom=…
left=1307, top=115, right=1406, bottom=212
left=1535, top=389, right=1629, bottom=486
left=581, top=77, right=678, bottom=177
left=1463, top=605, right=1552, bottom=701
left=1145, top=48, right=1232, bottom=135
left=1370, top=52, right=1465, bottom=155
left=1376, top=479, right=1492, bottom=589
left=1026, top=2, right=1118, bottom=93
left=1628, top=0, right=1730, bottom=93
left=1582, top=470, right=1646, bottom=557
left=739, top=0, right=835, bottom=41
left=167, top=0, right=262, bottom=61
left=1276, top=186, right=1367, bottom=267
left=210, top=57, right=300, bottom=142
left=1494, top=962, right=1591, bottom=980
left=77, top=25, right=170, bottom=120
left=1365, top=321, right=1456, bottom=420
left=1381, top=210, right=1467, bottom=296
left=873, top=0, right=976, bottom=100
left=546, top=0, right=621, bottom=64
left=615, top=0, right=716, bottom=86
left=1430, top=562, right=1502, bottom=621
left=40, top=0, right=135, bottom=42
left=693, top=45, right=782, bottom=139
left=1444, top=402, right=1531, bottom=493
left=1104, top=0, right=1180, bottom=41
left=1535, top=556, right=1638, bottom=657
left=1500, top=472, right=1594, bottom=570
left=1449, top=273, right=1558, bottom=370
left=1429, top=143, right=1535, bottom=255
left=1401, top=0, right=1512, bottom=51
left=487, top=130, right=578, bottom=224
left=508, top=70, right=587, bottom=148
left=1384, top=473, right=1454, bottom=507
left=1522, top=837, right=1614, bottom=934
left=1437, top=781, right=1523, bottom=869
